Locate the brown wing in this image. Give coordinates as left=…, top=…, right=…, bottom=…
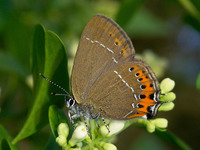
left=86, top=58, right=160, bottom=120
left=71, top=14, right=135, bottom=103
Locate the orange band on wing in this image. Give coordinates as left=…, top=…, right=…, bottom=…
left=126, top=112, right=147, bottom=119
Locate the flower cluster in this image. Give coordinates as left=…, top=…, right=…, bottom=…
left=145, top=78, right=176, bottom=133
left=56, top=78, right=176, bottom=150
left=56, top=121, right=120, bottom=150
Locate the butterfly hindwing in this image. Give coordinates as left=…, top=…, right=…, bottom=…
left=86, top=58, right=160, bottom=119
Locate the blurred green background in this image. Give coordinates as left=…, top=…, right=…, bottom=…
left=0, top=0, right=200, bottom=149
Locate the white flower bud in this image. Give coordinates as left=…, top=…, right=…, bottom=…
left=151, top=118, right=168, bottom=128
left=100, top=142, right=117, bottom=150
left=161, top=92, right=176, bottom=102
left=68, top=148, right=81, bottom=150
left=56, top=135, right=67, bottom=146
left=103, top=143, right=117, bottom=150
left=57, top=123, right=69, bottom=138
left=146, top=122, right=155, bottom=133
left=99, top=125, right=109, bottom=137
left=108, top=120, right=125, bottom=136
left=159, top=102, right=175, bottom=111
left=160, top=78, right=175, bottom=93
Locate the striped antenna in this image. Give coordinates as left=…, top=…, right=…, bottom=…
left=39, top=73, right=72, bottom=98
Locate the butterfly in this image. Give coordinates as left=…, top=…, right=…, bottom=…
left=41, top=14, right=162, bottom=132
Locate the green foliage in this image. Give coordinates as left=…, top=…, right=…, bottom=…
left=0, top=125, right=19, bottom=150
left=12, top=24, right=69, bottom=145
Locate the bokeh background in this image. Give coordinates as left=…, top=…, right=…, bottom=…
left=0, top=0, right=200, bottom=149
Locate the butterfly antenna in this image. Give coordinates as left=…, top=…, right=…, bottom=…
left=39, top=73, right=72, bottom=98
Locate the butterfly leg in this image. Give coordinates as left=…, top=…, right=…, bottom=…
left=68, top=110, right=77, bottom=128
left=101, top=116, right=110, bottom=133
left=93, top=113, right=100, bottom=128
left=98, top=109, right=110, bottom=133
left=96, top=119, right=100, bottom=128
left=82, top=115, right=90, bottom=135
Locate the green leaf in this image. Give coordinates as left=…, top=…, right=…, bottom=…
left=45, top=134, right=62, bottom=150
left=31, top=24, right=45, bottom=96
left=116, top=0, right=146, bottom=28
left=0, top=125, right=19, bottom=150
left=179, top=0, right=200, bottom=32
left=178, top=0, right=200, bottom=22
left=13, top=24, right=69, bottom=143
left=48, top=105, right=72, bottom=137
left=196, top=72, right=200, bottom=92
left=191, top=0, right=200, bottom=11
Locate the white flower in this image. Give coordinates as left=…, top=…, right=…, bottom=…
left=68, top=124, right=87, bottom=146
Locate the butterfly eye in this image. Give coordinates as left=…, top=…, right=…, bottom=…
left=68, top=98, right=75, bottom=107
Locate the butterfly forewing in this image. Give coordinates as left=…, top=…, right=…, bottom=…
left=71, top=14, right=135, bottom=104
